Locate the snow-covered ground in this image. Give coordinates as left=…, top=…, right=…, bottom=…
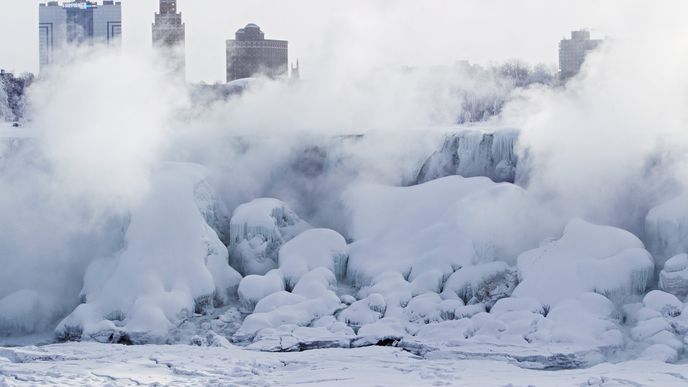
left=1, top=343, right=687, bottom=386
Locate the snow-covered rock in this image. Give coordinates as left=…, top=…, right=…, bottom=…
left=645, top=194, right=688, bottom=267
left=659, top=254, right=688, bottom=298
left=229, top=198, right=311, bottom=276
left=55, top=163, right=242, bottom=344
left=278, top=229, right=349, bottom=289
left=513, top=219, right=654, bottom=306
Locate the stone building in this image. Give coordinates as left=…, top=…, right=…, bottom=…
left=226, top=24, right=288, bottom=82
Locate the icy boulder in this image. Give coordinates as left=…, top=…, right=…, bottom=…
left=627, top=291, right=686, bottom=363
left=444, top=262, right=518, bottom=307
left=344, top=176, right=556, bottom=287
left=645, top=193, right=688, bottom=267
left=278, top=229, right=349, bottom=289
left=229, top=198, right=311, bottom=276
left=415, top=129, right=519, bottom=184
left=513, top=219, right=654, bottom=306
left=55, top=163, right=242, bottom=344
left=233, top=289, right=343, bottom=342
left=237, top=269, right=285, bottom=313
left=659, top=254, right=688, bottom=298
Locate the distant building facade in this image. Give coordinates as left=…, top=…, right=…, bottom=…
left=152, top=0, right=185, bottom=77
left=226, top=24, right=288, bottom=82
left=559, top=30, right=602, bottom=80
left=39, top=1, right=121, bottom=70
left=290, top=60, right=300, bottom=80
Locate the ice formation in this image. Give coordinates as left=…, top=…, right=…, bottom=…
left=415, top=129, right=519, bottom=184
left=513, top=219, right=655, bottom=305
left=228, top=198, right=311, bottom=276
left=54, top=163, right=242, bottom=344
left=659, top=254, right=688, bottom=298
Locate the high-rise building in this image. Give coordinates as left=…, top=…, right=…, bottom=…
left=39, top=1, right=122, bottom=70
left=152, top=0, right=185, bottom=77
left=558, top=30, right=602, bottom=80
left=291, top=60, right=300, bottom=80
left=226, top=24, right=288, bottom=82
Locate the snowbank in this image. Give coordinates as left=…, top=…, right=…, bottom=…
left=229, top=198, right=311, bottom=276
left=55, top=163, right=242, bottom=343
left=513, top=219, right=654, bottom=305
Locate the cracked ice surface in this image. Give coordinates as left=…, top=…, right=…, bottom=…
left=1, top=343, right=688, bottom=386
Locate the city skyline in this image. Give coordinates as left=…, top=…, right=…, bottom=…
left=0, top=0, right=681, bottom=82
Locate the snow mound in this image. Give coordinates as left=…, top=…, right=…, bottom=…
left=659, top=254, right=688, bottom=298
left=513, top=219, right=654, bottom=305
left=344, top=176, right=556, bottom=287
left=55, top=163, right=242, bottom=344
left=229, top=198, right=311, bottom=276
left=278, top=229, right=349, bottom=289
left=646, top=193, right=688, bottom=267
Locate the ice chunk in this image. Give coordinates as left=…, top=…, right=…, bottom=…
left=278, top=229, right=348, bottom=289
left=229, top=198, right=311, bottom=276
left=659, top=254, right=688, bottom=298
left=513, top=219, right=654, bottom=305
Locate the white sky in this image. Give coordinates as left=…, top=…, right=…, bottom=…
left=0, top=0, right=666, bottom=83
